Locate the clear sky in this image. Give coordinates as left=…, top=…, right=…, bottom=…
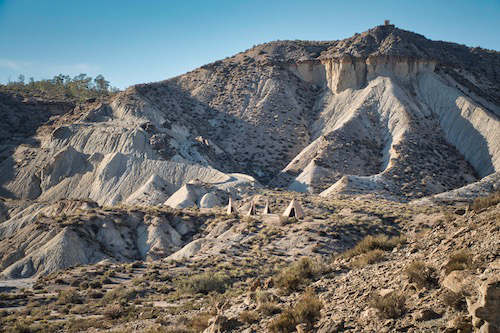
left=0, top=0, right=499, bottom=89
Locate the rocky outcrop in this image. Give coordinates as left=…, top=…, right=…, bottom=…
left=0, top=200, right=209, bottom=278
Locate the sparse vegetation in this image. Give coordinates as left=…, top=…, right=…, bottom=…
left=404, top=261, right=438, bottom=289
left=175, top=272, right=230, bottom=294
left=369, top=292, right=406, bottom=319
left=342, top=234, right=406, bottom=259
left=470, top=191, right=500, bottom=212
left=274, top=257, right=324, bottom=293
left=268, top=289, right=323, bottom=332
left=351, top=249, right=386, bottom=267
left=444, top=250, right=473, bottom=274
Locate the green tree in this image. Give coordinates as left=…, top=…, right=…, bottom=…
left=94, top=74, right=110, bottom=93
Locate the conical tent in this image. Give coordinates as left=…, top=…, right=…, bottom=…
left=263, top=200, right=271, bottom=214
left=245, top=200, right=256, bottom=216
left=226, top=197, right=237, bottom=215
left=282, top=199, right=304, bottom=219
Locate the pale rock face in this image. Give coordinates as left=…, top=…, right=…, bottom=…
left=199, top=192, right=222, bottom=208
left=0, top=200, right=200, bottom=278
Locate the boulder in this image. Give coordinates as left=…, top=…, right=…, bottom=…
left=468, top=277, right=500, bottom=332
left=199, top=192, right=222, bottom=208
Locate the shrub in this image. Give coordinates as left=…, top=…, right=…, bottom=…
left=342, top=234, right=406, bottom=258
left=351, top=249, right=386, bottom=267
left=103, top=304, right=125, bottom=319
left=176, top=272, right=229, bottom=294
left=404, top=261, right=438, bottom=289
left=268, top=309, right=296, bottom=333
left=239, top=310, right=259, bottom=324
left=275, top=257, right=324, bottom=293
left=258, top=302, right=282, bottom=316
left=88, top=281, right=102, bottom=289
left=268, top=289, right=323, bottom=332
left=370, top=292, right=406, bottom=319
left=470, top=191, right=500, bottom=212
left=6, top=323, right=34, bottom=333
left=441, top=290, right=466, bottom=311
left=102, top=286, right=138, bottom=304
left=57, top=289, right=83, bottom=305
left=292, top=289, right=323, bottom=327
left=444, top=250, right=473, bottom=274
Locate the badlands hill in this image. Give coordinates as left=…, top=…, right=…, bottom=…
left=0, top=24, right=499, bottom=333
left=1, top=24, right=500, bottom=206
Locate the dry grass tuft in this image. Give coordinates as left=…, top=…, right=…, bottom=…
left=444, top=250, right=473, bottom=274
left=239, top=310, right=259, bottom=324
left=342, top=234, right=405, bottom=259
left=369, top=292, right=406, bottom=319
left=404, top=261, right=438, bottom=289
left=268, top=289, right=323, bottom=332
left=470, top=191, right=500, bottom=212
left=176, top=272, right=229, bottom=295
left=351, top=249, right=386, bottom=267
left=275, top=257, right=324, bottom=293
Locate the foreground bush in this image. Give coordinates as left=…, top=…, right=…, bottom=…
left=268, top=289, right=323, bottom=332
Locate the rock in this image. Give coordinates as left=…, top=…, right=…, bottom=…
left=263, top=277, right=274, bottom=289
left=317, top=320, right=344, bottom=333
left=379, top=288, right=395, bottom=297
left=199, top=192, right=222, bottom=208
left=468, top=277, right=500, bottom=332
left=415, top=308, right=442, bottom=321
left=446, top=315, right=472, bottom=333
left=296, top=323, right=307, bottom=333
left=443, top=270, right=475, bottom=294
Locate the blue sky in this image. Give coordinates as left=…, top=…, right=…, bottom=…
left=0, top=0, right=499, bottom=89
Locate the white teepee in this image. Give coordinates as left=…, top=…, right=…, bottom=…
left=245, top=200, right=256, bottom=216
left=262, top=200, right=271, bottom=214
left=226, top=197, right=237, bottom=215
left=282, top=199, right=304, bottom=219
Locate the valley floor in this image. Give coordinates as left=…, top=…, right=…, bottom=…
left=0, top=192, right=499, bottom=332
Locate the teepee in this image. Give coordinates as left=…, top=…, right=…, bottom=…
left=282, top=199, right=304, bottom=219
left=245, top=200, right=256, bottom=216
left=226, top=197, right=237, bottom=215
left=262, top=200, right=271, bottom=214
